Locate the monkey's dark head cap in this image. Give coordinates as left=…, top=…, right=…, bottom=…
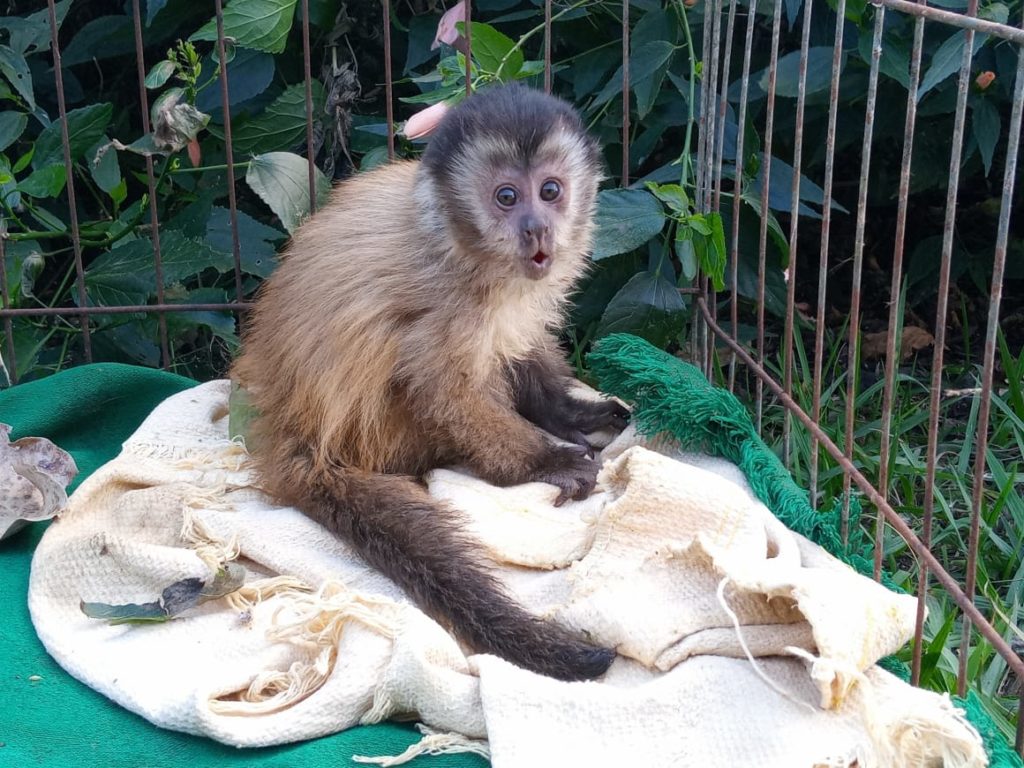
left=420, top=83, right=600, bottom=177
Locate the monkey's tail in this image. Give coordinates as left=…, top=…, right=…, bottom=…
left=297, top=466, right=615, bottom=682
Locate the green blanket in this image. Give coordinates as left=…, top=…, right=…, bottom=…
left=0, top=363, right=486, bottom=768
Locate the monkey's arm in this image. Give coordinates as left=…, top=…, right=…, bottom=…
left=422, top=378, right=600, bottom=506
left=510, top=345, right=629, bottom=452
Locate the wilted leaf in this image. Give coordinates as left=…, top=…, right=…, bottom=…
left=191, top=0, right=300, bottom=55
left=861, top=326, right=935, bottom=360
left=245, top=151, right=331, bottom=233
left=0, top=423, right=78, bottom=540
left=592, top=189, right=667, bottom=260
left=151, top=90, right=210, bottom=152
left=33, top=103, right=113, bottom=170
left=0, top=111, right=27, bottom=153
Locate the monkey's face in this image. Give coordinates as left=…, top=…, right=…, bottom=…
left=447, top=133, right=600, bottom=283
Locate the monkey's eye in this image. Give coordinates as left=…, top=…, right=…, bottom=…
left=495, top=186, right=518, bottom=207
left=539, top=180, right=562, bottom=202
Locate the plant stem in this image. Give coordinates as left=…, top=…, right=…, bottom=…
left=671, top=0, right=698, bottom=191
left=171, top=161, right=250, bottom=174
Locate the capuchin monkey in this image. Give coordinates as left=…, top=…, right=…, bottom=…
left=232, top=83, right=628, bottom=681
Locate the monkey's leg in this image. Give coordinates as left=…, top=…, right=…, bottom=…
left=511, top=351, right=630, bottom=454
left=296, top=465, right=616, bottom=681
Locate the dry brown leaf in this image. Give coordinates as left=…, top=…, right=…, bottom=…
left=861, top=326, right=935, bottom=361
left=0, top=424, right=78, bottom=540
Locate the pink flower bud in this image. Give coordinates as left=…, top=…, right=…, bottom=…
left=432, top=1, right=467, bottom=50
left=402, top=101, right=451, bottom=140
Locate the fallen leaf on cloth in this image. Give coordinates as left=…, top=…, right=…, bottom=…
left=0, top=423, right=77, bottom=540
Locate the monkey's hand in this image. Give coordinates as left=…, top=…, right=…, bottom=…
left=540, top=397, right=631, bottom=457
left=531, top=444, right=600, bottom=506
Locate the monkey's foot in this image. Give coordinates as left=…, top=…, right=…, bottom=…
left=532, top=445, right=598, bottom=506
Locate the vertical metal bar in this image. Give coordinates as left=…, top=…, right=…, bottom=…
left=621, top=0, right=630, bottom=186
left=46, top=0, right=91, bottom=362
left=214, top=0, right=244, bottom=303
left=960, top=11, right=1024, bottom=697
left=711, top=0, right=736, bottom=214
left=727, top=0, right=758, bottom=392
left=916, top=0, right=979, bottom=687
left=781, top=0, right=814, bottom=469
left=301, top=0, right=317, bottom=210
left=754, top=0, right=783, bottom=433
left=878, top=10, right=925, bottom=582
left=129, top=0, right=170, bottom=370
left=840, top=7, right=884, bottom=543
left=695, top=0, right=712, bottom=211
left=0, top=234, right=15, bottom=383
left=1017, top=694, right=1024, bottom=755
left=703, top=0, right=724, bottom=378
left=383, top=0, right=395, bottom=160
left=464, top=0, right=472, bottom=97
left=544, top=0, right=552, bottom=94
left=810, top=0, right=848, bottom=503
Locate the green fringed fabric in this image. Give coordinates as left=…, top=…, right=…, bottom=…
left=588, top=333, right=1019, bottom=766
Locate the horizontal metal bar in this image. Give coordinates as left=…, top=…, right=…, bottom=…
left=0, top=303, right=253, bottom=318
left=696, top=297, right=1024, bottom=683
left=875, top=0, right=1024, bottom=43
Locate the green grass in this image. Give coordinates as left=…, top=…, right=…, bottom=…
left=721, top=321, right=1024, bottom=742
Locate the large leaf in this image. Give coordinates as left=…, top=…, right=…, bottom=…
left=595, top=270, right=686, bottom=347
left=245, top=151, right=331, bottom=233
left=33, top=103, right=113, bottom=170
left=917, top=16, right=998, bottom=101
left=0, top=112, right=27, bottom=153
left=18, top=165, right=66, bottom=198
left=0, top=45, right=34, bottom=110
left=591, top=189, right=667, bottom=260
left=62, top=15, right=135, bottom=67
left=146, top=0, right=170, bottom=26
left=464, top=22, right=523, bottom=80
left=757, top=47, right=838, bottom=98
left=592, top=41, right=675, bottom=107
left=860, top=31, right=910, bottom=90
left=88, top=136, right=123, bottom=198
left=219, top=82, right=325, bottom=155
left=204, top=206, right=285, bottom=278
left=85, top=231, right=233, bottom=309
left=972, top=97, right=1000, bottom=177
left=195, top=49, right=276, bottom=113
left=0, top=0, right=72, bottom=55
left=192, top=0, right=300, bottom=55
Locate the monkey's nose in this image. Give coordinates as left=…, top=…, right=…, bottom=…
left=519, top=215, right=548, bottom=240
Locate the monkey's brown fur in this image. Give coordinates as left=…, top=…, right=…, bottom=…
left=232, top=84, right=627, bottom=681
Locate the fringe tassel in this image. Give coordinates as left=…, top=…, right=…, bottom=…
left=352, top=724, right=490, bottom=766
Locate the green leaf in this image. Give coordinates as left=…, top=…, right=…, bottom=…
left=62, top=15, right=135, bottom=67
left=80, top=599, right=170, bottom=625
left=166, top=287, right=238, bottom=344
left=861, top=31, right=910, bottom=90
left=918, top=30, right=987, bottom=101
left=758, top=47, right=838, bottom=98
left=219, top=82, right=326, bottom=155
left=463, top=22, right=523, bottom=81
left=195, top=49, right=276, bottom=113
left=0, top=111, right=26, bottom=153
left=972, top=97, right=1000, bottom=177
left=12, top=145, right=33, bottom=174
left=676, top=229, right=697, bottom=282
left=191, top=0, right=300, bottom=55
left=696, top=212, right=726, bottom=291
left=0, top=0, right=72, bottom=55
left=646, top=182, right=689, bottom=215
left=595, top=270, right=686, bottom=347
left=28, top=206, right=65, bottom=233
left=0, top=45, right=34, bottom=110
left=592, top=41, right=675, bottom=107
left=89, top=137, right=122, bottom=197
left=591, top=189, right=667, bottom=261
left=245, top=151, right=331, bottom=233
left=145, top=60, right=176, bottom=89
left=145, top=0, right=170, bottom=26
left=18, top=164, right=66, bottom=198
left=204, top=206, right=285, bottom=278
left=33, top=103, right=113, bottom=170
left=359, top=145, right=391, bottom=172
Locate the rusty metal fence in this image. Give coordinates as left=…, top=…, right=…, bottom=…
left=1, top=0, right=1022, bottom=752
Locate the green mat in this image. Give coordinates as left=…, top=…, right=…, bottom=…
left=0, top=363, right=486, bottom=768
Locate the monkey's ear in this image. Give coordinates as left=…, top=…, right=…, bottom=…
left=402, top=101, right=452, bottom=141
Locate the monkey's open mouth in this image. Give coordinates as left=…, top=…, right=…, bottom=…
left=532, top=251, right=550, bottom=266
left=524, top=250, right=552, bottom=279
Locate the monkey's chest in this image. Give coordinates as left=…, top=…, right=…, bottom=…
left=474, top=290, right=553, bottom=364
